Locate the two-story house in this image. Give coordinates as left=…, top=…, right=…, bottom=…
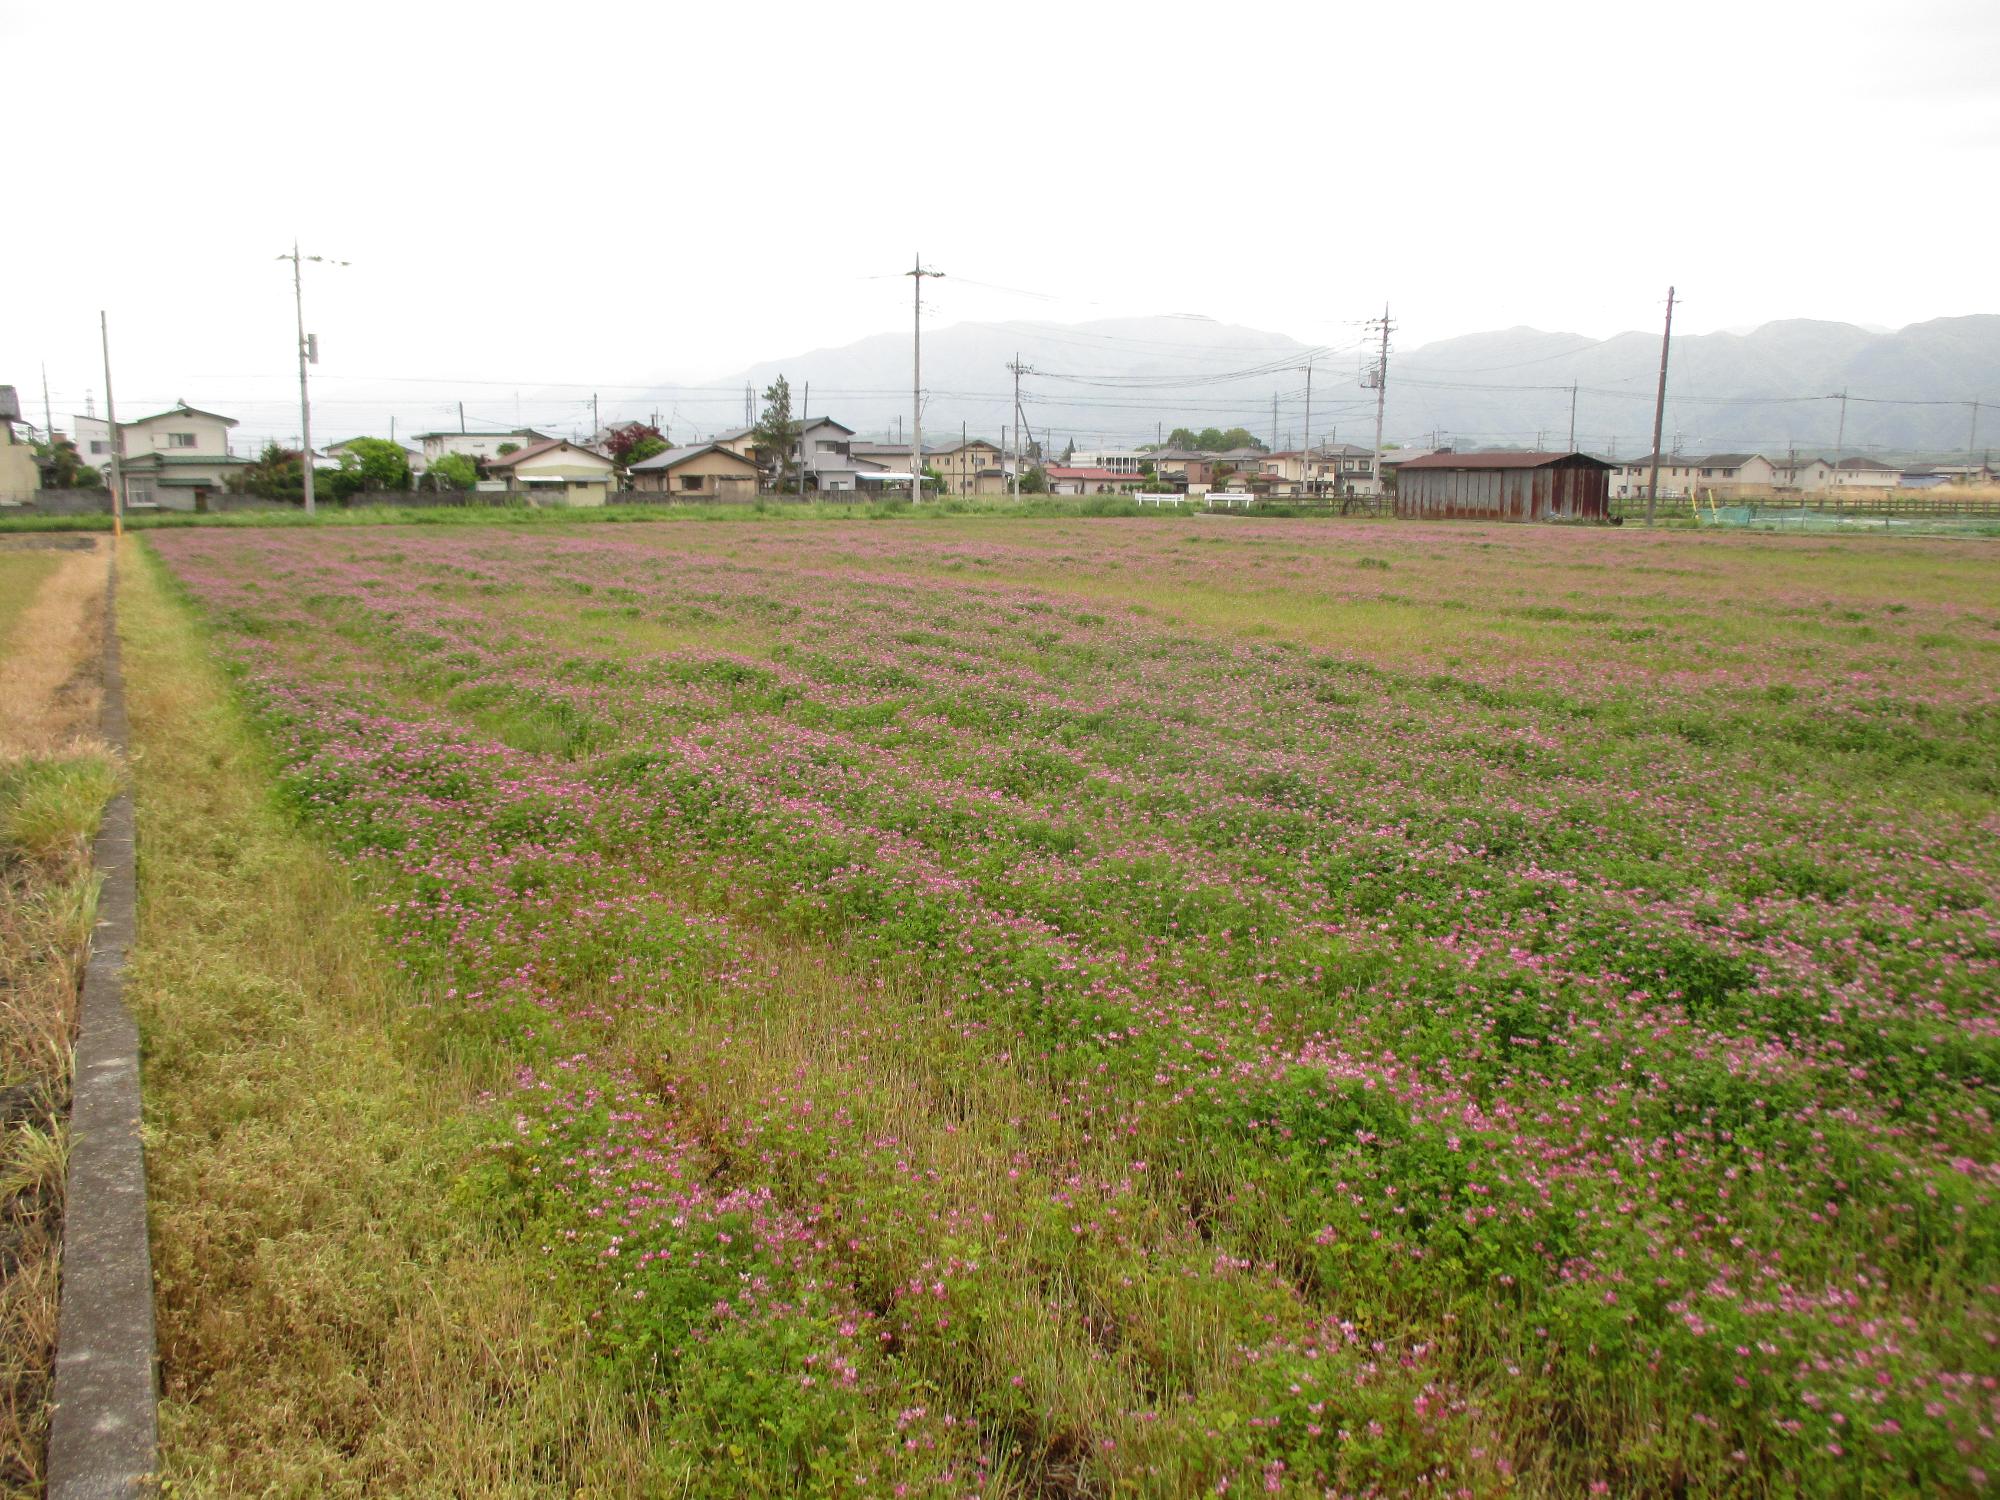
left=1773, top=456, right=1836, bottom=491
left=794, top=418, right=868, bottom=492
left=1830, top=456, right=1899, bottom=488
left=1144, top=448, right=1214, bottom=489
left=115, top=400, right=251, bottom=510
left=930, top=437, right=1006, bottom=495
left=409, top=428, right=550, bottom=464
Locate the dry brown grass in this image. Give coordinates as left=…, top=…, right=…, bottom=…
left=0, top=538, right=116, bottom=1495
left=0, top=540, right=110, bottom=761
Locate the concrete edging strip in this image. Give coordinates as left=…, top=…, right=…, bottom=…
left=47, top=549, right=159, bottom=1497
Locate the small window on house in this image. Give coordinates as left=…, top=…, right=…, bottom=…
left=90, top=440, right=107, bottom=455
left=680, top=474, right=703, bottom=492
left=168, top=431, right=197, bottom=448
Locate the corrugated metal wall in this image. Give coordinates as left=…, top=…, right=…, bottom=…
left=1394, top=464, right=1609, bottom=522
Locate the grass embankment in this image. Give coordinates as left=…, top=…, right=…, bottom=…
left=119, top=541, right=654, bottom=1492
left=0, top=540, right=114, bottom=1492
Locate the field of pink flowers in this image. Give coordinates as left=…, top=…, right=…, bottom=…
left=149, top=518, right=1999, bottom=1496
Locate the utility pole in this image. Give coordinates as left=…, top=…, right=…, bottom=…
left=1302, top=358, right=1314, bottom=495
left=1835, top=387, right=1848, bottom=458
left=1367, top=303, right=1394, bottom=497
left=1007, top=353, right=1033, bottom=499
left=905, top=252, right=944, bottom=501
left=1971, top=399, right=1982, bottom=463
left=277, top=240, right=348, bottom=516
left=458, top=401, right=465, bottom=434
left=1272, top=391, right=1279, bottom=452
left=745, top=383, right=753, bottom=427
left=1645, top=285, right=1676, bottom=526
left=99, top=312, right=123, bottom=538
left=1568, top=382, right=1578, bottom=451
left=41, top=364, right=52, bottom=447
left=592, top=392, right=599, bottom=436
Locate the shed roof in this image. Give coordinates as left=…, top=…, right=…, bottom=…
left=1835, top=455, right=1897, bottom=470
left=1396, top=450, right=1613, bottom=471
left=1697, top=453, right=1762, bottom=467
left=630, top=442, right=761, bottom=473
left=485, top=438, right=614, bottom=470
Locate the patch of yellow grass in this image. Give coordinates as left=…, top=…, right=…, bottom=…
left=0, top=541, right=110, bottom=760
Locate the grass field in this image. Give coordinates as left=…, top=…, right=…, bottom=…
left=136, top=516, right=2000, bottom=1496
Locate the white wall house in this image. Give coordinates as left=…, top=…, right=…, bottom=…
left=411, top=428, right=549, bottom=463
left=113, top=401, right=250, bottom=508
left=1067, top=449, right=1145, bottom=475
left=1773, top=457, right=1836, bottom=490
left=70, top=415, right=115, bottom=468
left=1831, top=456, right=1899, bottom=487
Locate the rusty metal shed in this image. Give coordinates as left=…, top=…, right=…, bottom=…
left=1394, top=451, right=1612, bottom=523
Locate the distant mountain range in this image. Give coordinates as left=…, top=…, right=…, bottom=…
left=639, top=314, right=1999, bottom=461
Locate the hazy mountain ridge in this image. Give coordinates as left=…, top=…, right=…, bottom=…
left=646, top=314, right=1999, bottom=459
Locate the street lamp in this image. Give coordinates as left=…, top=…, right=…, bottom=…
left=276, top=241, right=349, bottom=515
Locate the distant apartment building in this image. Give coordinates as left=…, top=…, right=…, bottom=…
left=1066, top=449, right=1145, bottom=475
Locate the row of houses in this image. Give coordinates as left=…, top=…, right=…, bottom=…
left=1603, top=452, right=1924, bottom=499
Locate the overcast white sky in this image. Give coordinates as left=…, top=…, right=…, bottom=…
left=4, top=0, right=1995, bottom=447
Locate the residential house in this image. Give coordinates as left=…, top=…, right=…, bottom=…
left=0, top=387, right=36, bottom=503
left=1692, top=453, right=1779, bottom=491
left=1209, top=446, right=1270, bottom=487
left=794, top=418, right=869, bottom=492
left=849, top=441, right=939, bottom=490
left=115, top=400, right=251, bottom=510
left=930, top=437, right=1007, bottom=495
left=1830, top=456, right=1899, bottom=488
left=1144, top=448, right=1214, bottom=489
left=1901, top=463, right=1997, bottom=488
left=1773, top=456, right=1836, bottom=490
left=483, top=438, right=618, bottom=505
left=1046, top=465, right=1146, bottom=496
left=629, top=442, right=761, bottom=500
left=1260, top=451, right=1307, bottom=488
left=711, top=426, right=760, bottom=461
left=1309, top=442, right=1376, bottom=492
left=71, top=415, right=115, bottom=470
left=1608, top=454, right=1702, bottom=500
left=410, top=428, right=550, bottom=463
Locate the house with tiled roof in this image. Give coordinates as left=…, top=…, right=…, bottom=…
left=483, top=438, right=617, bottom=506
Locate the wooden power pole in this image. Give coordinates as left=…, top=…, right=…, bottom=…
left=1646, top=286, right=1676, bottom=526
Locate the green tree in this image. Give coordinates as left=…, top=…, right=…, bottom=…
left=234, top=442, right=307, bottom=503
left=339, top=437, right=413, bottom=493
left=752, top=377, right=799, bottom=493
left=1166, top=427, right=1201, bottom=450
left=430, top=452, right=478, bottom=491
left=625, top=435, right=668, bottom=466
left=30, top=437, right=99, bottom=489
left=495, top=442, right=521, bottom=456
left=1021, top=464, right=1049, bottom=494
